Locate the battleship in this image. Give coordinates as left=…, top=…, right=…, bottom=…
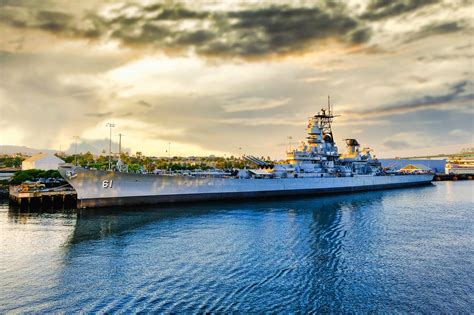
left=59, top=99, right=434, bottom=208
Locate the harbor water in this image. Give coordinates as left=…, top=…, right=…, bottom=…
left=0, top=181, right=473, bottom=312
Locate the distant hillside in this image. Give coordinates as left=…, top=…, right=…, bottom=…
left=0, top=145, right=57, bottom=156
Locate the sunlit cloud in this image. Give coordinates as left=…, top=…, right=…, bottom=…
left=0, top=0, right=472, bottom=158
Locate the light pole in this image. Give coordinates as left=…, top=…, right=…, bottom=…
left=168, top=142, right=171, bottom=174
left=117, top=133, right=125, bottom=172
left=106, top=123, right=115, bottom=170
left=73, top=136, right=79, bottom=166
left=118, top=133, right=124, bottom=156
left=239, top=147, right=244, bottom=168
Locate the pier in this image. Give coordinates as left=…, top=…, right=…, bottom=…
left=9, top=186, right=77, bottom=209
left=433, top=174, right=473, bottom=181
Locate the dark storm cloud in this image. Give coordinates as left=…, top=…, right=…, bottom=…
left=403, top=21, right=466, bottom=44
left=0, top=2, right=371, bottom=58
left=0, top=6, right=107, bottom=40
left=392, top=80, right=473, bottom=109
left=107, top=3, right=372, bottom=57
left=195, top=5, right=371, bottom=57
left=360, top=0, right=440, bottom=20
left=0, top=8, right=72, bottom=31
left=346, top=80, right=473, bottom=117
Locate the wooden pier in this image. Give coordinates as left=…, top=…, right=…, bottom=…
left=9, top=186, right=77, bottom=209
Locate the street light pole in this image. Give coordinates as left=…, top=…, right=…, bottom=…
left=168, top=142, right=171, bottom=174
left=73, top=136, right=79, bottom=166
left=106, top=123, right=115, bottom=170
left=118, top=133, right=124, bottom=156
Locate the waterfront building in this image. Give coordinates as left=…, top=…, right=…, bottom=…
left=22, top=153, right=64, bottom=171
left=380, top=159, right=446, bottom=173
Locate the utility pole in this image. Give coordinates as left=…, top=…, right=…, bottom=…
left=239, top=147, right=245, bottom=168
left=118, top=133, right=124, bottom=156
left=117, top=133, right=125, bottom=172
left=168, top=142, right=171, bottom=174
left=73, top=136, right=79, bottom=166
left=106, top=123, right=116, bottom=170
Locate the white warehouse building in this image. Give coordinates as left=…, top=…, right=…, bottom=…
left=22, top=153, right=65, bottom=171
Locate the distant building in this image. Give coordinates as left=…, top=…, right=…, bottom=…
left=380, top=159, right=446, bottom=173
left=22, top=153, right=64, bottom=171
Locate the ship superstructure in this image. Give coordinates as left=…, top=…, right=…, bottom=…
left=59, top=98, right=433, bottom=208
left=247, top=97, right=381, bottom=178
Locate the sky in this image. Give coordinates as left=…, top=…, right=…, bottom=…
left=0, top=0, right=473, bottom=158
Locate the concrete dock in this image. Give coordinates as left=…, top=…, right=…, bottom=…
left=9, top=186, right=77, bottom=209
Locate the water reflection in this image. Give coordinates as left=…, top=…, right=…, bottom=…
left=50, top=191, right=387, bottom=312
left=6, top=184, right=470, bottom=313
left=7, top=206, right=76, bottom=225
left=62, top=191, right=384, bottom=246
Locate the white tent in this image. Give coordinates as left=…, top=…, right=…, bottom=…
left=22, top=153, right=65, bottom=171
left=398, top=163, right=432, bottom=174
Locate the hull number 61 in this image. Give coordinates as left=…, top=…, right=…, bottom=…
left=102, top=180, right=113, bottom=188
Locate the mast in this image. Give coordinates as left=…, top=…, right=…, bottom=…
left=327, top=95, right=333, bottom=133
left=328, top=95, right=331, bottom=116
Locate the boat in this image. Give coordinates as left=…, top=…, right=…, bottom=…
left=445, top=149, right=474, bottom=175
left=59, top=99, right=434, bottom=208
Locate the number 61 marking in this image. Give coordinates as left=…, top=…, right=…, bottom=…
left=102, top=180, right=113, bottom=188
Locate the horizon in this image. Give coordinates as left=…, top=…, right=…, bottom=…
left=0, top=0, right=473, bottom=159
left=0, top=143, right=471, bottom=160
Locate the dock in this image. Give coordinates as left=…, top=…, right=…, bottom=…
left=433, top=174, right=473, bottom=181
left=9, top=186, right=77, bottom=209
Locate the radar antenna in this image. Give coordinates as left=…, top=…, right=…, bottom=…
left=327, top=95, right=333, bottom=131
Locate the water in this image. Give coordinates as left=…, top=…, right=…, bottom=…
left=0, top=181, right=473, bottom=313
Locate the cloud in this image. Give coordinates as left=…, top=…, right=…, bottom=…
left=66, top=138, right=130, bottom=155
left=0, top=49, right=124, bottom=149
left=0, top=6, right=103, bottom=39
left=449, top=129, right=473, bottom=138
left=0, top=1, right=472, bottom=159
left=222, top=97, right=290, bottom=113
left=137, top=100, right=152, bottom=108
left=343, top=80, right=474, bottom=118
left=0, top=2, right=371, bottom=59
left=383, top=139, right=413, bottom=149
left=403, top=21, right=466, bottom=44
left=381, top=131, right=435, bottom=151
left=85, top=112, right=113, bottom=118
left=360, top=0, right=440, bottom=20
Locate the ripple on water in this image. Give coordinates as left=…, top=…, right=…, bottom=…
left=0, top=182, right=473, bottom=312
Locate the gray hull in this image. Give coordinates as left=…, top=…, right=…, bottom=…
left=59, top=167, right=433, bottom=208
